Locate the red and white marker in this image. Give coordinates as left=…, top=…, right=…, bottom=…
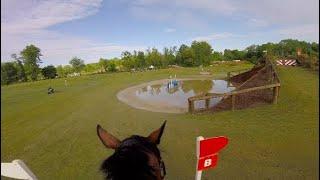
left=195, top=136, right=228, bottom=180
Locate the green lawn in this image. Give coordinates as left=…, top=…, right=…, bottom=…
left=1, top=62, right=318, bottom=179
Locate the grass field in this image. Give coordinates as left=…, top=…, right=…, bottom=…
left=1, top=62, right=318, bottom=179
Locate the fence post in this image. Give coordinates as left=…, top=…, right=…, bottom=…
left=188, top=99, right=194, bottom=113
left=271, top=71, right=274, bottom=84
left=273, top=86, right=279, bottom=104
left=227, top=72, right=231, bottom=87
left=205, top=98, right=210, bottom=110
left=231, top=95, right=236, bottom=111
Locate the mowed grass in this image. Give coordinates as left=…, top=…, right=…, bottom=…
left=1, top=62, right=318, bottom=179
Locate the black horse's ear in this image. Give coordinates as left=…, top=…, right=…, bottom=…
left=148, top=121, right=166, bottom=145
left=97, top=124, right=120, bottom=149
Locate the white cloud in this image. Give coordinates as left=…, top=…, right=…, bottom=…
left=1, top=0, right=145, bottom=65
left=1, top=30, right=145, bottom=65
left=128, top=0, right=319, bottom=28
left=2, top=0, right=318, bottom=65
left=128, top=0, right=236, bottom=29
left=246, top=18, right=269, bottom=28
left=1, top=0, right=103, bottom=36
left=192, top=32, right=245, bottom=41
left=164, top=28, right=176, bottom=33
left=238, top=0, right=319, bottom=26
left=277, top=24, right=319, bottom=42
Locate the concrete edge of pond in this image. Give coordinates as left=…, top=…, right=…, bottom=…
left=116, top=76, right=222, bottom=114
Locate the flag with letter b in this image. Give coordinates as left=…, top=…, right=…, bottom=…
left=196, top=136, right=228, bottom=171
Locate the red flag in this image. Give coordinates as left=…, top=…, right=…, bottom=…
left=196, top=136, right=228, bottom=171
left=199, top=136, right=228, bottom=158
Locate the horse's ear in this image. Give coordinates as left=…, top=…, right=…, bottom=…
left=97, top=124, right=120, bottom=149
left=148, top=121, right=166, bottom=145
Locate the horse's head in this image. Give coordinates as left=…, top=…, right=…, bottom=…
left=97, top=121, right=166, bottom=180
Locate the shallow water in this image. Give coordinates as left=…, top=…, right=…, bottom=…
left=135, top=80, right=235, bottom=110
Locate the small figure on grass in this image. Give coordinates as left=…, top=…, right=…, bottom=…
left=48, top=86, right=55, bottom=94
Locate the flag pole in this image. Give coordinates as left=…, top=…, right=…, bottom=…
left=195, top=136, right=204, bottom=180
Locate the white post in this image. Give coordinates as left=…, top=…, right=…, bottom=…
left=195, top=136, right=204, bottom=180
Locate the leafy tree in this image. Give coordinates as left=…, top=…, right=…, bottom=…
left=191, top=41, right=212, bottom=66
left=110, top=58, right=123, bottom=71
left=20, top=44, right=42, bottom=81
left=245, top=45, right=259, bottom=63
left=176, top=44, right=195, bottom=67
left=1, top=62, right=18, bottom=85
left=163, top=47, right=176, bottom=66
left=99, top=58, right=109, bottom=72
left=63, top=65, right=74, bottom=75
left=145, top=48, right=162, bottom=67
left=223, top=49, right=246, bottom=61
left=83, top=63, right=100, bottom=74
left=223, top=49, right=234, bottom=60
left=182, top=48, right=196, bottom=67
left=176, top=44, right=188, bottom=65
left=136, top=51, right=146, bottom=69
left=69, top=57, right=85, bottom=74
left=108, top=60, right=117, bottom=72
left=211, top=51, right=224, bottom=61
left=11, top=54, right=27, bottom=82
left=121, top=51, right=135, bottom=70
left=56, top=65, right=66, bottom=78
left=311, top=42, right=319, bottom=53
left=41, top=65, right=57, bottom=79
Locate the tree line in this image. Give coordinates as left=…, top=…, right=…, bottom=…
left=1, top=39, right=319, bottom=85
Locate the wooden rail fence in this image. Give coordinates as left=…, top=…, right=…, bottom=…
left=188, top=59, right=280, bottom=113
left=226, top=68, right=252, bottom=80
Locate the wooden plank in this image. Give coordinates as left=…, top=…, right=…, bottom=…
left=188, top=99, right=193, bottom=113
left=267, top=59, right=281, bottom=83
left=205, top=99, right=210, bottom=109
left=191, top=100, right=195, bottom=112
left=227, top=68, right=252, bottom=79
left=237, top=66, right=267, bottom=90
left=231, top=95, right=236, bottom=111
left=229, top=83, right=280, bottom=95
left=206, top=93, right=225, bottom=97
left=273, top=86, right=279, bottom=104
left=189, top=83, right=280, bottom=102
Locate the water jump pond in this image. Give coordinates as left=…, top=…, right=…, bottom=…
left=117, top=78, right=235, bottom=113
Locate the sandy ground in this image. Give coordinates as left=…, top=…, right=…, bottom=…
left=116, top=76, right=215, bottom=113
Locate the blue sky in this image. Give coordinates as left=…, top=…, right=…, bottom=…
left=1, top=0, right=319, bottom=66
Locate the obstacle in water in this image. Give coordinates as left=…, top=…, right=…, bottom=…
left=167, top=75, right=179, bottom=89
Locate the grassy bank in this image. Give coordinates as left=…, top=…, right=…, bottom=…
left=1, top=62, right=318, bottom=179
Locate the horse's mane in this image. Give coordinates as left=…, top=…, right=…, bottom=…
left=100, top=135, right=161, bottom=180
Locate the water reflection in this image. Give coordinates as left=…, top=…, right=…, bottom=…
left=136, top=80, right=235, bottom=109
left=181, top=80, right=213, bottom=94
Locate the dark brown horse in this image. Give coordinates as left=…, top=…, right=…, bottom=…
left=97, top=121, right=166, bottom=180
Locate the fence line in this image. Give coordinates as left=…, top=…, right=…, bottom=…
left=188, top=59, right=280, bottom=113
